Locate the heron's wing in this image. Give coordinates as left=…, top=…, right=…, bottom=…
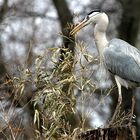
left=103, top=38, right=140, bottom=83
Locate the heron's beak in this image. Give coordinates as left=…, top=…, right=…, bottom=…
left=70, top=19, right=88, bottom=35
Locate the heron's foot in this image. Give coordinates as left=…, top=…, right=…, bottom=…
left=109, top=76, right=122, bottom=126
left=128, top=96, right=136, bottom=125
left=109, top=101, right=122, bottom=126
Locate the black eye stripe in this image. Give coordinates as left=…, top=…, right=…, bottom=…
left=87, top=9, right=102, bottom=15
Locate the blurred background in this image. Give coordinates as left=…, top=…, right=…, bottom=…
left=0, top=0, right=140, bottom=139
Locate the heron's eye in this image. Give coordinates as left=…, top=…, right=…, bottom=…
left=86, top=16, right=89, bottom=20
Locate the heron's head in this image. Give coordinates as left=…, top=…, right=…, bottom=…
left=71, top=10, right=108, bottom=35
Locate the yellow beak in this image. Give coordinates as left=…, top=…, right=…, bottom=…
left=70, top=19, right=87, bottom=35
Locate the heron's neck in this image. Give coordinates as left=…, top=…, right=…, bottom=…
left=94, top=23, right=108, bottom=61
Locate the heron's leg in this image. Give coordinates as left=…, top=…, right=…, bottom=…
left=109, top=76, right=122, bottom=125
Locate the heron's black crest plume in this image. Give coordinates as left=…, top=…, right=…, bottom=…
left=87, top=9, right=102, bottom=15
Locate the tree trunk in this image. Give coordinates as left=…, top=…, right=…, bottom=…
left=52, top=0, right=75, bottom=93
left=0, top=0, right=8, bottom=77
left=52, top=0, right=75, bottom=60
left=0, top=44, right=7, bottom=78
left=79, top=125, right=136, bottom=140
left=118, top=0, right=140, bottom=46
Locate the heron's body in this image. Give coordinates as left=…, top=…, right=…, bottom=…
left=104, top=38, right=140, bottom=88
left=71, top=10, right=140, bottom=124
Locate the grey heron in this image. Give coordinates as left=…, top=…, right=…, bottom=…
left=71, top=10, right=140, bottom=124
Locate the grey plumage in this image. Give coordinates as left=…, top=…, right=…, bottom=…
left=104, top=38, right=140, bottom=85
